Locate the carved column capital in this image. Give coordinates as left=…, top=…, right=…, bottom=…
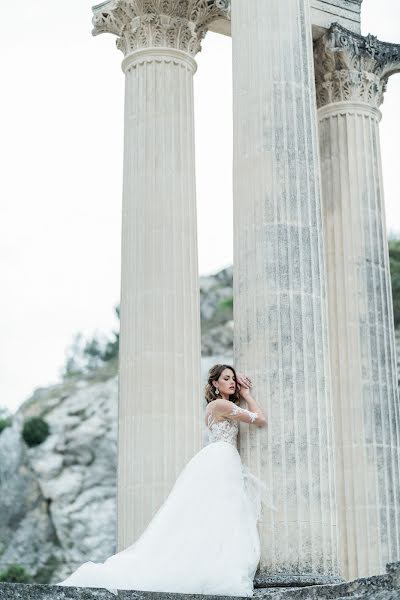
left=92, top=0, right=231, bottom=57
left=314, top=23, right=400, bottom=109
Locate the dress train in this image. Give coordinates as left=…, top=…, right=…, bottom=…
left=56, top=406, right=276, bottom=597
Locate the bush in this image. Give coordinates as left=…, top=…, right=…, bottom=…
left=389, top=238, right=400, bottom=328
left=22, top=416, right=50, bottom=447
left=218, top=297, right=233, bottom=311
left=0, top=417, right=12, bottom=435
left=0, top=564, right=33, bottom=583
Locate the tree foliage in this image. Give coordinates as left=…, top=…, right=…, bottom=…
left=389, top=238, right=400, bottom=328
left=62, top=304, right=120, bottom=379
left=0, top=417, right=12, bottom=435
left=218, top=297, right=233, bottom=311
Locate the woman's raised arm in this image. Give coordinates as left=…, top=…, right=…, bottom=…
left=213, top=398, right=267, bottom=427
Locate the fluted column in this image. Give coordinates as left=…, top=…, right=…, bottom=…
left=91, top=0, right=230, bottom=551
left=315, top=24, right=400, bottom=580
left=232, top=0, right=340, bottom=586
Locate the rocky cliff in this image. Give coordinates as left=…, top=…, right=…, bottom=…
left=0, top=267, right=234, bottom=584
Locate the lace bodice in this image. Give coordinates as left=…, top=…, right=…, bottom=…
left=206, top=404, right=259, bottom=446
left=207, top=416, right=239, bottom=446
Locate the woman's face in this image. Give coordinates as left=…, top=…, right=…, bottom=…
left=214, top=368, right=236, bottom=396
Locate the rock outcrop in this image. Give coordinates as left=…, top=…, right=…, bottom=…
left=0, top=362, right=119, bottom=583
left=0, top=268, right=234, bottom=584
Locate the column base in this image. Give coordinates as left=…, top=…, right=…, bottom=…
left=254, top=572, right=345, bottom=588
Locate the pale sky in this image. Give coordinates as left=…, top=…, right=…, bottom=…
left=1, top=1, right=399, bottom=414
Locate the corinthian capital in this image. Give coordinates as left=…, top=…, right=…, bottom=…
left=92, top=0, right=231, bottom=57
left=314, top=23, right=400, bottom=109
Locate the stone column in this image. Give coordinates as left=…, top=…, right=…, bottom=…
left=231, top=0, right=340, bottom=586
left=314, top=24, right=400, bottom=580
left=91, top=0, right=230, bottom=551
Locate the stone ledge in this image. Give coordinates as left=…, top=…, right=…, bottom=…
left=253, top=561, right=400, bottom=600
left=0, top=586, right=250, bottom=600
left=0, top=562, right=399, bottom=600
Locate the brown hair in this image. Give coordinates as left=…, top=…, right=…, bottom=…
left=204, top=364, right=240, bottom=404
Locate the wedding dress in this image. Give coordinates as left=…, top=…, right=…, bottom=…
left=56, top=404, right=276, bottom=597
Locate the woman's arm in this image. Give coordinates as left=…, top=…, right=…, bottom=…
left=228, top=402, right=267, bottom=427
left=235, top=373, right=267, bottom=427
left=238, top=388, right=267, bottom=427
left=212, top=397, right=267, bottom=427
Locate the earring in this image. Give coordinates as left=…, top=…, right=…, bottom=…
left=214, top=387, right=219, bottom=395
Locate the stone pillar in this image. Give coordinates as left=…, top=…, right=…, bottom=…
left=91, top=0, right=230, bottom=551
left=314, top=24, right=400, bottom=580
left=231, top=0, right=340, bottom=586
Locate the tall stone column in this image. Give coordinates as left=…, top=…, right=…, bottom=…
left=231, top=0, right=340, bottom=586
left=314, top=24, right=400, bottom=580
left=91, top=0, right=230, bottom=551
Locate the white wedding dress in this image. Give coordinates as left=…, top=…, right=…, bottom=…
left=56, top=404, right=276, bottom=597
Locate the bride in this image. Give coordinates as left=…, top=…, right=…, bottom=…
left=56, top=363, right=276, bottom=597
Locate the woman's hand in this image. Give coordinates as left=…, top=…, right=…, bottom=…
left=236, top=373, right=252, bottom=398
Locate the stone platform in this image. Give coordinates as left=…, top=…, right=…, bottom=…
left=0, top=562, right=399, bottom=600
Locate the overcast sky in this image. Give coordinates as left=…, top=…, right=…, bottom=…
left=1, top=0, right=399, bottom=415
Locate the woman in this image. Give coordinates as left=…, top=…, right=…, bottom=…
left=56, top=364, right=276, bottom=597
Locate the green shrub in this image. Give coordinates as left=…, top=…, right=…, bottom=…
left=22, top=416, right=50, bottom=447
left=218, top=297, right=233, bottom=311
left=389, top=238, right=400, bottom=328
left=0, top=417, right=12, bottom=435
left=0, top=564, right=33, bottom=583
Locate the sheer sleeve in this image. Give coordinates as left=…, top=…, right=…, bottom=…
left=228, top=404, right=259, bottom=424
left=206, top=412, right=217, bottom=429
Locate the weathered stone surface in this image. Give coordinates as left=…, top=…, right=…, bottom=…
left=311, top=0, right=362, bottom=36
left=0, top=372, right=118, bottom=583
left=207, top=0, right=363, bottom=39
left=315, top=22, right=400, bottom=582
left=253, top=561, right=400, bottom=599
left=0, top=425, right=63, bottom=581
left=0, top=560, right=399, bottom=600
left=200, top=265, right=233, bottom=324
left=91, top=0, right=231, bottom=56
left=201, top=321, right=233, bottom=357
left=90, top=0, right=234, bottom=553
left=232, top=0, right=337, bottom=585
left=200, top=266, right=233, bottom=356
left=314, top=23, right=400, bottom=110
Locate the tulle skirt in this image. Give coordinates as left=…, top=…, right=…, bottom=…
left=56, top=440, right=276, bottom=597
